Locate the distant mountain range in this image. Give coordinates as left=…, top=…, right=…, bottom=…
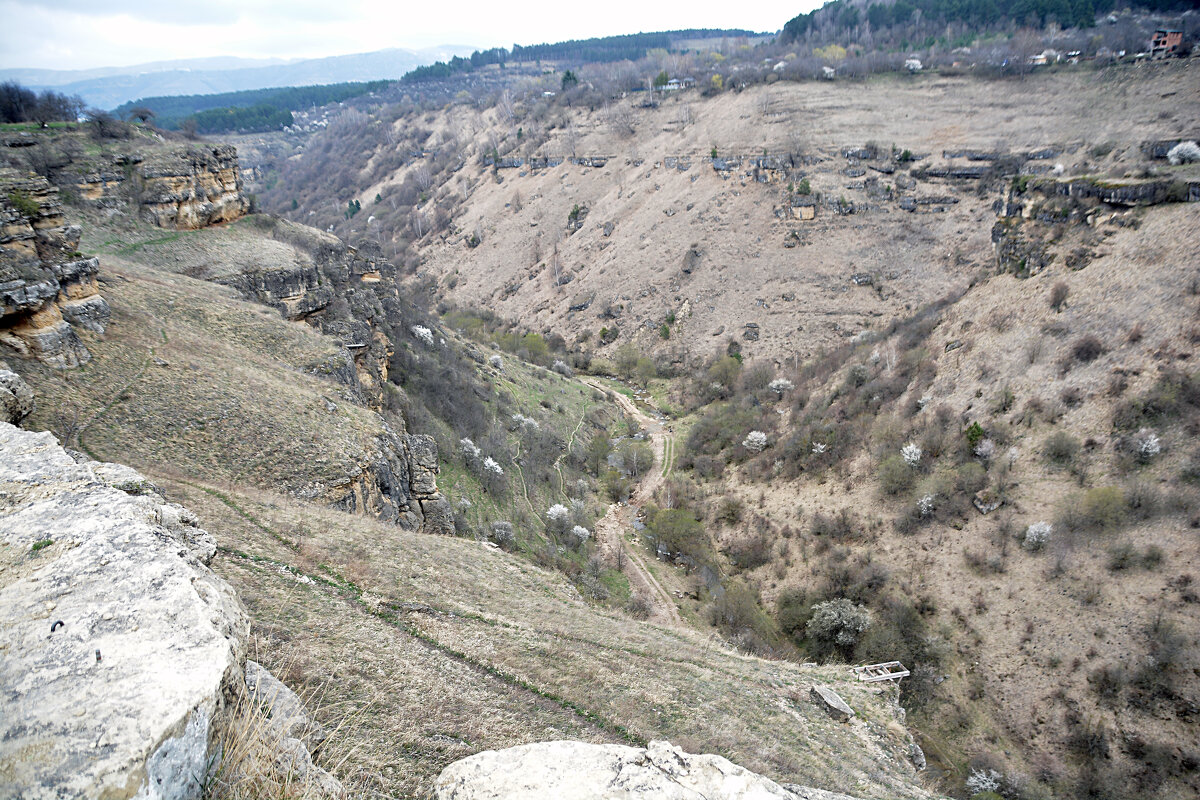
left=0, top=47, right=475, bottom=110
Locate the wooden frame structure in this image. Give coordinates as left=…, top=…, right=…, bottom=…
left=852, top=661, right=910, bottom=683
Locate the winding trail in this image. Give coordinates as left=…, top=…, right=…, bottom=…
left=582, top=378, right=682, bottom=628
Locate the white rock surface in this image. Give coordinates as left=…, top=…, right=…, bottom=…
left=0, top=422, right=248, bottom=799
left=434, top=739, right=861, bottom=800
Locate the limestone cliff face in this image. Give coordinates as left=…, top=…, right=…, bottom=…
left=321, top=428, right=453, bottom=535
left=0, top=170, right=109, bottom=367
left=134, top=145, right=249, bottom=229
left=214, top=218, right=452, bottom=534
left=0, top=422, right=248, bottom=799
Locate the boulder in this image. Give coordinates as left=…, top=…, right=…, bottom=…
left=0, top=365, right=34, bottom=424
left=810, top=685, right=855, bottom=722
left=0, top=422, right=249, bottom=799
left=434, top=739, right=829, bottom=799
left=244, top=660, right=343, bottom=798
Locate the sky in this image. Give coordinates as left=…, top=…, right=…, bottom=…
left=0, top=0, right=823, bottom=72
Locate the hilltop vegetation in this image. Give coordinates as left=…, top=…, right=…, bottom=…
left=112, top=81, right=391, bottom=132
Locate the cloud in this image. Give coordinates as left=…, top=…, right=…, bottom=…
left=0, top=0, right=802, bottom=72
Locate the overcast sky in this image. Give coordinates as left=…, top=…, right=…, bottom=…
left=0, top=1, right=822, bottom=72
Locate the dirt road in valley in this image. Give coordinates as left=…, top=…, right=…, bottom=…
left=582, top=378, right=682, bottom=627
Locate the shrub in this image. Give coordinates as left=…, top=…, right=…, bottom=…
left=1061, top=486, right=1126, bottom=533
left=878, top=454, right=915, bottom=495
left=901, top=442, right=922, bottom=467
left=1043, top=431, right=1079, bottom=466
left=964, top=421, right=985, bottom=448
left=1050, top=281, right=1069, bottom=311
left=805, top=598, right=871, bottom=660
left=551, top=359, right=573, bottom=377
left=7, top=189, right=39, bottom=218
left=716, top=497, right=743, bottom=525
left=1071, top=335, right=1104, bottom=364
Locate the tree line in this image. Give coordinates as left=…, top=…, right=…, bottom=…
left=0, top=82, right=85, bottom=126
left=784, top=0, right=1195, bottom=43
left=111, top=81, right=390, bottom=132
left=402, top=29, right=759, bottom=84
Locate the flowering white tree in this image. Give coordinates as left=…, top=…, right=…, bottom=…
left=410, top=325, right=434, bottom=346
left=768, top=377, right=794, bottom=396
left=1023, top=521, right=1052, bottom=550
left=489, top=354, right=503, bottom=370
left=811, top=442, right=828, bottom=455
left=965, top=768, right=1003, bottom=795
left=460, top=437, right=481, bottom=461
left=511, top=413, right=541, bottom=432
left=901, top=442, right=922, bottom=467
left=491, top=520, right=515, bottom=548
left=1135, top=429, right=1161, bottom=462
left=482, top=457, right=504, bottom=476
left=546, top=503, right=571, bottom=536
left=742, top=431, right=768, bottom=452
left=570, top=525, right=591, bottom=546
left=917, top=494, right=935, bottom=518
left=974, top=438, right=995, bottom=461
left=552, top=359, right=574, bottom=377
left=1168, top=140, right=1200, bottom=165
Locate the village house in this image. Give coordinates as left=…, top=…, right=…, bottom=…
left=1151, top=29, right=1184, bottom=59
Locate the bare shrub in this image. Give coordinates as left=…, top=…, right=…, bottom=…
left=1071, top=334, right=1105, bottom=364
left=1049, top=281, right=1069, bottom=311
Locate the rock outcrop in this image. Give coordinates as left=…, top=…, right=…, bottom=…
left=135, top=145, right=249, bottom=229
left=810, top=685, right=856, bottom=723
left=1, top=170, right=109, bottom=367
left=244, top=660, right=344, bottom=798
left=434, top=740, right=867, bottom=800
left=0, top=421, right=248, bottom=798
left=0, top=361, right=34, bottom=424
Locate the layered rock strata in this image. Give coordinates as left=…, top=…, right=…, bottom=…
left=0, top=170, right=109, bottom=367
left=134, top=145, right=249, bottom=229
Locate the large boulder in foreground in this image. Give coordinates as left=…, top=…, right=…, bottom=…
left=434, top=739, right=864, bottom=800
left=0, top=422, right=248, bottom=799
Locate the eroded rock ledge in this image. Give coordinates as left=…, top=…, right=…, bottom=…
left=0, top=421, right=247, bottom=798
left=434, top=740, right=866, bottom=800
left=1, top=169, right=109, bottom=367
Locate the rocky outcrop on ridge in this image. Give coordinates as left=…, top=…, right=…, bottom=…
left=434, top=740, right=867, bottom=800
left=0, top=170, right=109, bottom=367
left=134, top=145, right=249, bottom=229
left=0, top=421, right=247, bottom=798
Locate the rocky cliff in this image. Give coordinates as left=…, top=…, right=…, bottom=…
left=0, top=421, right=247, bottom=798
left=134, top=145, right=249, bottom=229
left=0, top=170, right=109, bottom=367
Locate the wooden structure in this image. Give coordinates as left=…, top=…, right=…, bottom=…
left=852, top=661, right=910, bottom=683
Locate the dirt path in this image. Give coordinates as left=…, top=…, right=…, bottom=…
left=582, top=378, right=682, bottom=627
